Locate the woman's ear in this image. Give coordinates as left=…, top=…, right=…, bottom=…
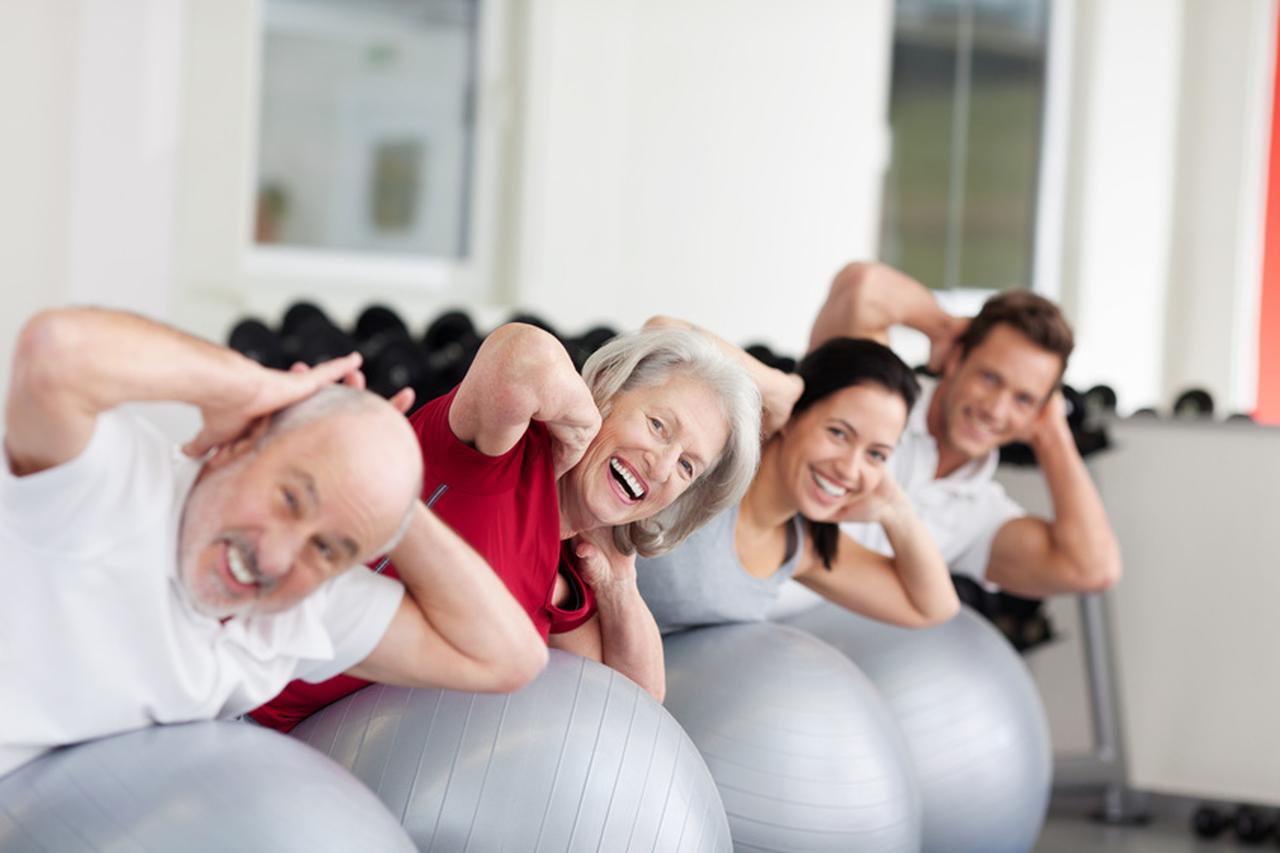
left=204, top=417, right=271, bottom=470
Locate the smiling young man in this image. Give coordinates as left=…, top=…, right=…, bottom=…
left=1, top=308, right=545, bottom=777
left=807, top=262, right=1121, bottom=597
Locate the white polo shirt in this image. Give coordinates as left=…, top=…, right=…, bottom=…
left=0, top=410, right=404, bottom=778
left=843, top=376, right=1025, bottom=582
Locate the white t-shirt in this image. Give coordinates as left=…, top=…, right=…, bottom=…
left=844, top=376, right=1025, bottom=581
left=0, top=410, right=404, bottom=777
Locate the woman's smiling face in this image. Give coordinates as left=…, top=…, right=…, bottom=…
left=775, top=383, right=907, bottom=521
left=559, top=373, right=730, bottom=531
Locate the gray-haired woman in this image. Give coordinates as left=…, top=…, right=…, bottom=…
left=252, top=322, right=761, bottom=731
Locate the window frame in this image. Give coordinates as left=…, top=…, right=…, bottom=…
left=175, top=0, right=511, bottom=310
left=879, top=0, right=1071, bottom=307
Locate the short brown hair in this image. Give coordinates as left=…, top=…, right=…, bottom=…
left=957, top=290, right=1074, bottom=374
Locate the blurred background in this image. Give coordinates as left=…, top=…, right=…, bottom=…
left=5, top=0, right=1276, bottom=419
left=3, top=0, right=1280, bottom=846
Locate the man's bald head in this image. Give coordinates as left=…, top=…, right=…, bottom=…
left=178, top=385, right=423, bottom=619
left=256, top=385, right=423, bottom=551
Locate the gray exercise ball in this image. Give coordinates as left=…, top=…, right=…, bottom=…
left=0, top=721, right=414, bottom=853
left=293, top=650, right=732, bottom=853
left=663, top=622, right=922, bottom=853
left=784, top=603, right=1052, bottom=853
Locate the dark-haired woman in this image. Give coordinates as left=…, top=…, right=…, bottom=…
left=635, top=321, right=958, bottom=633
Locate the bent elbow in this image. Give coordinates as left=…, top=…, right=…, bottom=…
left=894, top=597, right=960, bottom=630
left=1079, top=552, right=1122, bottom=594
left=504, top=643, right=549, bottom=692
left=830, top=261, right=882, bottom=300
left=931, top=596, right=962, bottom=626
left=13, top=309, right=83, bottom=391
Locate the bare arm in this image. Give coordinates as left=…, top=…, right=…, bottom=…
left=807, top=262, right=966, bottom=367
left=449, top=323, right=601, bottom=475
left=347, top=501, right=548, bottom=691
left=547, top=534, right=665, bottom=701
left=793, top=479, right=958, bottom=628
left=5, top=308, right=364, bottom=476
left=986, top=394, right=1122, bottom=596
left=645, top=315, right=800, bottom=437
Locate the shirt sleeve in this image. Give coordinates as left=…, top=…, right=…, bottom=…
left=949, top=483, right=1027, bottom=583
left=410, top=386, right=540, bottom=494
left=292, top=566, right=406, bottom=683
left=547, top=543, right=598, bottom=634
left=0, top=409, right=179, bottom=551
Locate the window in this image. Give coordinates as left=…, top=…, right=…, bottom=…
left=879, top=0, right=1050, bottom=292
left=254, top=0, right=479, bottom=259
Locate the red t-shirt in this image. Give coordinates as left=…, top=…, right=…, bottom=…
left=250, top=386, right=596, bottom=732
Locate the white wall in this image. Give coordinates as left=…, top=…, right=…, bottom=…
left=1057, top=0, right=1274, bottom=414
left=1056, top=0, right=1184, bottom=411
left=1, top=0, right=1275, bottom=410
left=1161, top=0, right=1274, bottom=416
left=0, top=0, right=186, bottom=409
left=0, top=2, right=77, bottom=406
left=513, top=0, right=893, bottom=353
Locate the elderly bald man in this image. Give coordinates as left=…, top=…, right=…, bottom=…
left=1, top=308, right=545, bottom=777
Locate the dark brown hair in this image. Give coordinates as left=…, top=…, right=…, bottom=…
left=792, top=338, right=919, bottom=571
left=956, top=289, right=1074, bottom=374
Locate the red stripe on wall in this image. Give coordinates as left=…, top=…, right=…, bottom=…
left=1256, top=6, right=1280, bottom=422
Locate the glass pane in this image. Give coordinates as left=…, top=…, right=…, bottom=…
left=880, top=0, right=1047, bottom=291
left=880, top=2, right=959, bottom=290
left=959, top=1, right=1046, bottom=289
left=254, top=0, right=478, bottom=258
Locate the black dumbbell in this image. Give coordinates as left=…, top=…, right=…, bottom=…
left=424, top=309, right=481, bottom=354
left=563, top=325, right=618, bottom=372
left=351, top=306, right=433, bottom=401
left=280, top=302, right=327, bottom=339
left=279, top=302, right=355, bottom=366
left=744, top=342, right=797, bottom=373
left=421, top=310, right=484, bottom=400
left=1131, top=407, right=1159, bottom=418
left=744, top=343, right=774, bottom=362
left=1192, top=804, right=1229, bottom=839
left=1084, top=384, right=1117, bottom=419
left=354, top=304, right=410, bottom=344
left=1172, top=388, right=1214, bottom=418
left=577, top=325, right=618, bottom=354
left=228, top=318, right=287, bottom=370
left=1234, top=805, right=1275, bottom=845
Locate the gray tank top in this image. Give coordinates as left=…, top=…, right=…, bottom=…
left=635, top=504, right=806, bottom=634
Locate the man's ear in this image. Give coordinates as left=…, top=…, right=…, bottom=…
left=204, top=417, right=270, bottom=470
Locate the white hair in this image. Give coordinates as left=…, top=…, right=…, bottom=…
left=582, top=328, right=761, bottom=557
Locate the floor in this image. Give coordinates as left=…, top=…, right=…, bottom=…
left=1034, top=795, right=1253, bottom=852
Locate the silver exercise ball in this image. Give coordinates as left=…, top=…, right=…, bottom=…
left=784, top=603, right=1052, bottom=853
left=663, top=622, right=922, bottom=852
left=0, top=721, right=414, bottom=853
left=293, top=650, right=732, bottom=853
